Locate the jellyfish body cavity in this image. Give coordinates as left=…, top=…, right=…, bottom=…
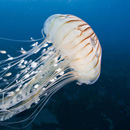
left=0, top=14, right=102, bottom=123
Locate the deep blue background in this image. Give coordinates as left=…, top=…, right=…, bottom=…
left=0, top=0, right=130, bottom=130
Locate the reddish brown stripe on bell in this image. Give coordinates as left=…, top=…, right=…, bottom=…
left=83, top=27, right=91, bottom=32
left=82, top=43, right=90, bottom=50
left=94, top=57, right=99, bottom=69
left=89, top=55, right=96, bottom=64
left=84, top=48, right=93, bottom=58
left=80, top=31, right=95, bottom=44
left=78, top=23, right=88, bottom=28
left=65, top=19, right=82, bottom=23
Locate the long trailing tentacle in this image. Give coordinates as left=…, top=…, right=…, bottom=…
left=0, top=72, right=78, bottom=129
left=0, top=37, right=45, bottom=43
left=0, top=35, right=78, bottom=128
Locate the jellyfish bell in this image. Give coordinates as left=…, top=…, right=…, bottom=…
left=44, top=14, right=102, bottom=84
left=0, top=14, right=101, bottom=127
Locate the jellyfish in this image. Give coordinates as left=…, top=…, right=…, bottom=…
left=0, top=14, right=102, bottom=127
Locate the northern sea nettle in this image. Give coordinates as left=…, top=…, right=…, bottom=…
left=0, top=14, right=102, bottom=125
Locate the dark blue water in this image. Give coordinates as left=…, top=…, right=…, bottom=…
left=0, top=0, right=130, bottom=130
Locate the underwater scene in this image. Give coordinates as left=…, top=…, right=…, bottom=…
left=0, top=0, right=129, bottom=130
